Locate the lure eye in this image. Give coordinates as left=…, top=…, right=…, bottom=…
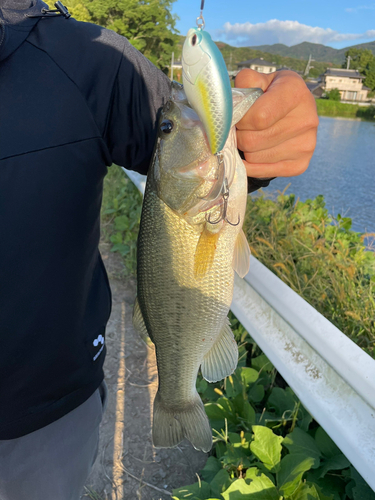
left=191, top=34, right=197, bottom=46
left=160, top=119, right=174, bottom=134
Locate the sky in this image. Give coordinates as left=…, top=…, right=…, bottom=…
left=172, top=0, right=375, bottom=49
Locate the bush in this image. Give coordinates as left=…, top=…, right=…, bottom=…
left=356, top=105, right=375, bottom=120
left=325, top=88, right=341, bottom=101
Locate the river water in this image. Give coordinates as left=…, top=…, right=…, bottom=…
left=261, top=116, right=375, bottom=234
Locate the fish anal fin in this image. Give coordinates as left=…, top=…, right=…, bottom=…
left=232, top=229, right=251, bottom=278
left=194, top=227, right=221, bottom=279
left=201, top=319, right=238, bottom=383
left=132, top=297, right=154, bottom=348
left=152, top=391, right=212, bottom=452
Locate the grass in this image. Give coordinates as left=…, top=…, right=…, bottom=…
left=244, top=190, right=375, bottom=356
left=316, top=99, right=375, bottom=120
left=101, top=166, right=142, bottom=275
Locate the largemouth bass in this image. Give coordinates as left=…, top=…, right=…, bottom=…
left=182, top=28, right=232, bottom=155
left=133, top=82, right=262, bottom=452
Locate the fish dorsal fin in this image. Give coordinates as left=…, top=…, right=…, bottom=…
left=201, top=319, right=238, bottom=383
left=132, top=297, right=154, bottom=348
left=231, top=88, right=263, bottom=127
left=194, top=226, right=221, bottom=279
left=232, top=229, right=251, bottom=278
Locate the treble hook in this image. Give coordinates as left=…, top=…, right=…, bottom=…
left=196, top=0, right=205, bottom=29
left=206, top=177, right=240, bottom=227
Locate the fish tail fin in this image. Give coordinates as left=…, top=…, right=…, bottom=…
left=152, top=391, right=212, bottom=453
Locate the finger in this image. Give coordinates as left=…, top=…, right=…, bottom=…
left=236, top=70, right=310, bottom=131
left=237, top=113, right=314, bottom=153
left=240, top=129, right=317, bottom=165
left=235, top=68, right=275, bottom=92
left=243, top=156, right=312, bottom=179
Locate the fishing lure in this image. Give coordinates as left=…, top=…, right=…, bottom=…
left=181, top=0, right=233, bottom=156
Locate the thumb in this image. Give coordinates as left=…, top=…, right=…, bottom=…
left=234, top=68, right=275, bottom=92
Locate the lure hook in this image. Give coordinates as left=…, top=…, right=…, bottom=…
left=206, top=177, right=240, bottom=227
left=196, top=0, right=205, bottom=30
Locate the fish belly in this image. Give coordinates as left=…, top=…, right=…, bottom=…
left=136, top=181, right=237, bottom=451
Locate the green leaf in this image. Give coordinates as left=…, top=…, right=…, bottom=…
left=314, top=428, right=341, bottom=459
left=241, top=367, right=259, bottom=387
left=297, top=406, right=313, bottom=433
left=283, top=428, right=322, bottom=468
left=318, top=454, right=350, bottom=478
left=196, top=378, right=209, bottom=396
left=277, top=454, right=315, bottom=497
left=114, top=215, right=129, bottom=231
left=312, top=483, right=335, bottom=500
left=222, top=474, right=279, bottom=500
left=350, top=467, right=375, bottom=500
left=232, top=395, right=256, bottom=426
left=305, top=470, right=344, bottom=500
left=288, top=482, right=321, bottom=500
left=172, top=481, right=211, bottom=499
left=209, top=469, right=232, bottom=498
left=250, top=426, right=283, bottom=472
left=228, top=432, right=242, bottom=444
left=223, top=441, right=252, bottom=469
left=251, top=354, right=273, bottom=373
left=248, top=384, right=265, bottom=403
left=201, top=456, right=222, bottom=483
left=267, top=387, right=296, bottom=417
left=225, top=372, right=243, bottom=398
left=110, top=231, right=123, bottom=245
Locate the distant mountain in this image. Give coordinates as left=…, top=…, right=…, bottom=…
left=248, top=41, right=375, bottom=64
left=173, top=36, right=333, bottom=78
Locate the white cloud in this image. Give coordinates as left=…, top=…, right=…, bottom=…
left=217, top=19, right=375, bottom=47
left=345, top=5, right=375, bottom=13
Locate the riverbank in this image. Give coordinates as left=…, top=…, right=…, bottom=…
left=316, top=99, right=375, bottom=120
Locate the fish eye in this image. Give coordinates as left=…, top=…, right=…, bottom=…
left=160, top=119, right=174, bottom=134
left=191, top=34, right=197, bottom=46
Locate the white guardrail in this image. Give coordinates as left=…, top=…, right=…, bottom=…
left=123, top=168, right=375, bottom=491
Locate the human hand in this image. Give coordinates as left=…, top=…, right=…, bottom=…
left=235, top=69, right=319, bottom=179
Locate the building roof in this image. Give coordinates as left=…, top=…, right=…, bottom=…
left=237, top=57, right=276, bottom=67
left=305, top=81, right=321, bottom=92
left=363, top=85, right=372, bottom=91
left=323, top=68, right=364, bottom=79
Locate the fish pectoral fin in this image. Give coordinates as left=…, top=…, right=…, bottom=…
left=132, top=297, right=154, bottom=349
left=194, top=227, right=221, bottom=279
left=232, top=229, right=251, bottom=278
left=152, top=391, right=212, bottom=453
left=201, top=319, right=238, bottom=383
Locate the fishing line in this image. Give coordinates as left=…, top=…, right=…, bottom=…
left=196, top=0, right=205, bottom=29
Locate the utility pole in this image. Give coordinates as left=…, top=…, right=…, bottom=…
left=170, top=51, right=174, bottom=81
left=304, top=54, right=315, bottom=77
left=347, top=55, right=351, bottom=70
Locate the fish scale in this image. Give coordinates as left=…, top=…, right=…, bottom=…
left=134, top=84, right=262, bottom=452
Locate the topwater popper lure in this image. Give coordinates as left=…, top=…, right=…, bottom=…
left=182, top=0, right=233, bottom=155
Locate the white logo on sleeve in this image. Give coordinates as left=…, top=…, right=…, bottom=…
left=92, top=334, right=105, bottom=360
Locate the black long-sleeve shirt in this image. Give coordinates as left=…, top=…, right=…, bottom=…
left=0, top=0, right=171, bottom=439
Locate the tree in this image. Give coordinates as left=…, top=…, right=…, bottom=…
left=364, top=59, right=375, bottom=91
left=65, top=0, right=179, bottom=71
left=325, top=88, right=341, bottom=101
left=342, top=48, right=375, bottom=92
left=343, top=48, right=374, bottom=71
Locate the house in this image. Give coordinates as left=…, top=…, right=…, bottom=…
left=320, top=68, right=369, bottom=102
left=237, top=57, right=277, bottom=74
